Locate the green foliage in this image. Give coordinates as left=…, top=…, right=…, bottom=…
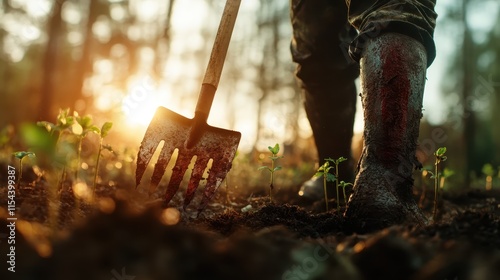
left=12, top=151, right=36, bottom=191
left=37, top=108, right=75, bottom=136
left=430, top=147, right=447, bottom=222
left=482, top=163, right=495, bottom=190
left=100, top=122, right=113, bottom=138
left=315, top=161, right=336, bottom=182
left=93, top=122, right=114, bottom=195
left=442, top=168, right=455, bottom=179
left=482, top=163, right=495, bottom=177
left=434, top=147, right=447, bottom=162
left=314, top=157, right=349, bottom=212
left=20, top=123, right=57, bottom=164
left=13, top=151, right=35, bottom=160
left=258, top=143, right=283, bottom=202
left=338, top=181, right=353, bottom=206
left=25, top=109, right=115, bottom=197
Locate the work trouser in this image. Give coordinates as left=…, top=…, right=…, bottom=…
left=290, top=0, right=437, bottom=179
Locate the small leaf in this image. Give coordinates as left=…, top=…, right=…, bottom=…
left=78, top=115, right=93, bottom=129
left=13, top=151, right=35, bottom=159
left=37, top=121, right=55, bottom=132
left=57, top=108, right=70, bottom=125
left=258, top=166, right=271, bottom=172
left=273, top=166, right=282, bottom=172
left=339, top=181, right=353, bottom=188
left=268, top=143, right=280, bottom=155
left=314, top=171, right=324, bottom=178
left=100, top=122, right=113, bottom=138
left=318, top=162, right=329, bottom=171
left=326, top=173, right=337, bottom=182
left=71, top=122, right=83, bottom=136
left=435, top=147, right=447, bottom=157
left=88, top=126, right=100, bottom=135
left=335, top=157, right=347, bottom=164
left=324, top=158, right=335, bottom=164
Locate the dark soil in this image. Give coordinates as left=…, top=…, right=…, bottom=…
left=1, top=174, right=500, bottom=280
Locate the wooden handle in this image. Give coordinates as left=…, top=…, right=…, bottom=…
left=195, top=0, right=241, bottom=119
left=203, top=0, right=241, bottom=87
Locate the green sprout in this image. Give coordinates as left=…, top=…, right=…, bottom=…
left=72, top=112, right=100, bottom=181
left=12, top=151, right=36, bottom=192
left=315, top=157, right=348, bottom=212
left=37, top=108, right=76, bottom=190
left=482, top=163, right=495, bottom=191
left=315, top=160, right=336, bottom=212
left=258, top=143, right=283, bottom=203
left=338, top=181, right=353, bottom=206
left=92, top=122, right=113, bottom=196
left=427, top=147, right=447, bottom=221
left=37, top=108, right=74, bottom=145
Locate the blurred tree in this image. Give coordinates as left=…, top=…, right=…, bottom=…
left=251, top=0, right=296, bottom=152
left=39, top=0, right=65, bottom=121
left=479, top=6, right=500, bottom=165
left=439, top=0, right=500, bottom=185
left=461, top=0, right=475, bottom=186
left=154, top=0, right=175, bottom=79
left=71, top=0, right=99, bottom=113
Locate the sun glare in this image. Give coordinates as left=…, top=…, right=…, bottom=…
left=121, top=75, right=164, bottom=126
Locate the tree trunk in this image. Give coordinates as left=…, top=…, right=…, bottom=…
left=461, top=0, right=475, bottom=187
left=39, top=0, right=65, bottom=121
left=71, top=0, right=99, bottom=113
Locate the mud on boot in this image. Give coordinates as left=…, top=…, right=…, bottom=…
left=344, top=33, right=429, bottom=231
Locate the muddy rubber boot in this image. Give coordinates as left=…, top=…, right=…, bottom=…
left=344, top=33, right=428, bottom=230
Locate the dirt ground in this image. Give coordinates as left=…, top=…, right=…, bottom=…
left=0, top=174, right=499, bottom=280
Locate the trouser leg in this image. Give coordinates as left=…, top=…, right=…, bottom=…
left=346, top=0, right=437, bottom=66
left=291, top=0, right=359, bottom=184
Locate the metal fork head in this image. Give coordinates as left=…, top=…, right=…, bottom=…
left=136, top=107, right=240, bottom=213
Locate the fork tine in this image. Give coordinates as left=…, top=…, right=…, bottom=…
left=149, top=144, right=176, bottom=193
left=164, top=150, right=192, bottom=205
left=197, top=153, right=232, bottom=213
left=136, top=130, right=164, bottom=187
left=183, top=155, right=210, bottom=209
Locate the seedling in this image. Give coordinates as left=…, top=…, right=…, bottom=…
left=72, top=112, right=100, bottom=181
left=258, top=143, right=283, bottom=203
left=315, top=157, right=348, bottom=212
left=38, top=108, right=75, bottom=145
left=339, top=181, right=353, bottom=206
left=12, top=151, right=36, bottom=192
left=315, top=160, right=336, bottom=211
left=92, top=122, right=113, bottom=196
left=482, top=164, right=495, bottom=191
left=38, top=108, right=76, bottom=190
left=427, top=147, right=447, bottom=221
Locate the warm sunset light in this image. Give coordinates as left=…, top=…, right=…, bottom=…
left=121, top=75, right=162, bottom=126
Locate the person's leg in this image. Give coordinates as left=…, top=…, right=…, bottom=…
left=290, top=0, right=359, bottom=200
left=344, top=0, right=438, bottom=229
